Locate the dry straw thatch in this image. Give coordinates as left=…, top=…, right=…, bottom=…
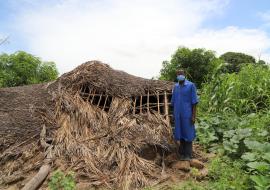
left=51, top=61, right=174, bottom=189
left=0, top=61, right=206, bottom=190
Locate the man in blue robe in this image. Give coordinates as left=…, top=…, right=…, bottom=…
left=171, top=70, right=198, bottom=160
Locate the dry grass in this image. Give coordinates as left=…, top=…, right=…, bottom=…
left=50, top=90, right=172, bottom=189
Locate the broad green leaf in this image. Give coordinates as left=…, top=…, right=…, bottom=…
left=241, top=152, right=257, bottom=162
left=223, top=141, right=238, bottom=153
left=258, top=130, right=268, bottom=137
left=224, top=130, right=235, bottom=138
left=246, top=161, right=269, bottom=172
left=261, top=143, right=270, bottom=152
left=262, top=152, right=270, bottom=162
left=244, top=140, right=263, bottom=151
left=237, top=128, right=252, bottom=139
left=250, top=175, right=270, bottom=188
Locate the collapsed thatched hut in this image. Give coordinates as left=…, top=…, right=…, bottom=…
left=0, top=61, right=205, bottom=190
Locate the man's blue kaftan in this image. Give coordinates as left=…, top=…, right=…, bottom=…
left=171, top=80, right=198, bottom=142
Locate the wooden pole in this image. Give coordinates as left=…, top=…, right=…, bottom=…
left=164, top=91, right=170, bottom=125
left=86, top=87, right=92, bottom=102
left=147, top=91, right=150, bottom=113
left=157, top=92, right=160, bottom=114
left=103, top=95, right=108, bottom=110
left=140, top=96, right=142, bottom=114
left=97, top=94, right=102, bottom=107
left=91, top=89, right=96, bottom=104
left=133, top=97, right=136, bottom=115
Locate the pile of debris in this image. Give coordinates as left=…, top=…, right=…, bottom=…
left=0, top=61, right=208, bottom=190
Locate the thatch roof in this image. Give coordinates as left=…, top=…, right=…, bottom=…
left=57, top=60, right=173, bottom=97
left=0, top=83, right=55, bottom=152
left=0, top=60, right=173, bottom=154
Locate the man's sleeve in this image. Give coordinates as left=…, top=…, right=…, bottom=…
left=191, top=83, right=199, bottom=105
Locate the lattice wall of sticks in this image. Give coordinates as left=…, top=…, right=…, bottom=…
left=79, top=85, right=173, bottom=125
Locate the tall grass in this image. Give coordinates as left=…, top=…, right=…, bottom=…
left=200, top=64, right=270, bottom=115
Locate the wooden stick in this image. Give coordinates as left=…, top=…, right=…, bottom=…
left=139, top=105, right=159, bottom=109
left=103, top=95, right=108, bottom=110
left=147, top=90, right=150, bottom=113
left=133, top=97, right=136, bottom=115
left=164, top=91, right=170, bottom=125
left=91, top=89, right=96, bottom=104
left=97, top=94, right=102, bottom=107
left=135, top=103, right=164, bottom=107
left=80, top=92, right=172, bottom=97
left=157, top=92, right=160, bottom=114
left=140, top=96, right=142, bottom=114
left=86, top=87, right=92, bottom=102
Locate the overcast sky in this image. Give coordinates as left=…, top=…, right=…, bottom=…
left=1, top=0, right=270, bottom=78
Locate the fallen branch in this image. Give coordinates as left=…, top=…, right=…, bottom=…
left=21, top=164, right=51, bottom=190
left=22, top=124, right=53, bottom=190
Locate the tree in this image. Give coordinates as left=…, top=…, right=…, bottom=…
left=0, top=51, right=58, bottom=87
left=219, top=52, right=257, bottom=73
left=159, top=47, right=219, bottom=88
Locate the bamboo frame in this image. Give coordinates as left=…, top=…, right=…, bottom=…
left=80, top=89, right=172, bottom=116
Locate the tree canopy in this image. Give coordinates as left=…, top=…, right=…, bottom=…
left=159, top=47, right=219, bottom=88
left=0, top=51, right=58, bottom=87
left=219, top=52, right=258, bottom=73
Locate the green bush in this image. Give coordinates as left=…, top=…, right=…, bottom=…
left=0, top=51, right=58, bottom=87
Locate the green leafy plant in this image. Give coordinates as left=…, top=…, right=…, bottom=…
left=250, top=175, right=270, bottom=190
left=222, top=128, right=252, bottom=156
left=48, top=170, right=76, bottom=190
left=207, top=157, right=250, bottom=190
